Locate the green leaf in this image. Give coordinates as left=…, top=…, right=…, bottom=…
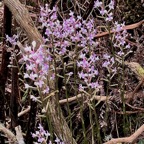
left=138, top=139, right=144, bottom=144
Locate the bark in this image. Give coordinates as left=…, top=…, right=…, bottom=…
left=3, top=0, right=77, bottom=143
left=10, top=46, right=19, bottom=128
left=25, top=100, right=37, bottom=144
left=4, top=0, right=43, bottom=48
left=0, top=5, right=12, bottom=143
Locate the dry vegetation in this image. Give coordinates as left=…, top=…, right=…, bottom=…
left=0, top=0, right=144, bottom=144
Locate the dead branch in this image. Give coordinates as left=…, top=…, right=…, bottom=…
left=95, top=20, right=144, bottom=38
left=18, top=106, right=31, bottom=117
left=126, top=103, right=144, bottom=111
left=0, top=123, right=25, bottom=144
left=3, top=0, right=43, bottom=48
left=59, top=94, right=111, bottom=104
left=104, top=124, right=144, bottom=144
left=17, top=93, right=110, bottom=114
left=15, top=125, right=25, bottom=144
left=112, top=110, right=144, bottom=115
left=0, top=123, right=17, bottom=144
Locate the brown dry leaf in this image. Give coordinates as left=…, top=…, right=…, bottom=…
left=125, top=61, right=144, bottom=81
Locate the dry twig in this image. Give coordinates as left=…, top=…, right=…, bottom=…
left=95, top=20, right=144, bottom=38
left=15, top=125, right=25, bottom=144
left=104, top=124, right=144, bottom=144
left=59, top=94, right=111, bottom=104
left=0, top=123, right=17, bottom=144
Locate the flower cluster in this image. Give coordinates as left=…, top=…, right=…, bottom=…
left=6, top=34, right=18, bottom=45
left=94, top=0, right=114, bottom=21
left=78, top=52, right=100, bottom=90
left=20, top=41, right=52, bottom=96
left=6, top=35, right=52, bottom=99
left=39, top=4, right=97, bottom=55
left=39, top=4, right=99, bottom=91
left=5, top=2, right=135, bottom=144
left=113, top=22, right=130, bottom=57
left=6, top=3, right=131, bottom=98
left=32, top=124, right=50, bottom=144
left=32, top=123, right=64, bottom=144
left=102, top=54, right=114, bottom=68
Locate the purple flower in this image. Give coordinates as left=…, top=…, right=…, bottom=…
left=69, top=11, right=74, bottom=16
left=110, top=57, right=115, bottom=64
left=119, top=39, right=126, bottom=46
left=60, top=142, right=65, bottom=144
left=30, top=95, right=38, bottom=102
left=45, top=28, right=52, bottom=36
left=32, top=133, right=37, bottom=138
left=30, top=72, right=38, bottom=80
left=38, top=124, right=44, bottom=131
left=94, top=0, right=102, bottom=8
left=88, top=82, right=99, bottom=89
left=25, top=83, right=31, bottom=89
left=79, top=84, right=84, bottom=91
left=26, top=63, right=35, bottom=71
left=81, top=58, right=90, bottom=69
left=78, top=71, right=85, bottom=79
left=42, top=64, right=49, bottom=74
left=59, top=47, right=66, bottom=55
left=67, top=72, right=73, bottom=76
left=38, top=137, right=45, bottom=143
left=102, top=61, right=110, bottom=67
left=126, top=44, right=130, bottom=49
left=79, top=53, right=86, bottom=59
left=106, top=12, right=113, bottom=21
left=24, top=73, right=29, bottom=79
left=32, top=123, right=51, bottom=143
left=34, top=80, right=44, bottom=88
left=89, top=54, right=96, bottom=62
left=25, top=46, right=32, bottom=52
left=112, top=67, right=117, bottom=73
left=50, top=73, right=55, bottom=80
left=100, top=9, right=108, bottom=15
left=88, top=66, right=98, bottom=76
left=103, top=54, right=110, bottom=59
left=81, top=27, right=87, bottom=34
left=55, top=137, right=60, bottom=143
left=109, top=0, right=114, bottom=10
left=86, top=20, right=94, bottom=29
left=114, top=22, right=123, bottom=32
left=23, top=55, right=29, bottom=61
left=50, top=12, right=57, bottom=20
left=117, top=51, right=124, bottom=56
left=42, top=86, right=50, bottom=94
left=6, top=34, right=18, bottom=45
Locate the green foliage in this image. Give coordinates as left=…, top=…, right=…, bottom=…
left=138, top=139, right=144, bottom=144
